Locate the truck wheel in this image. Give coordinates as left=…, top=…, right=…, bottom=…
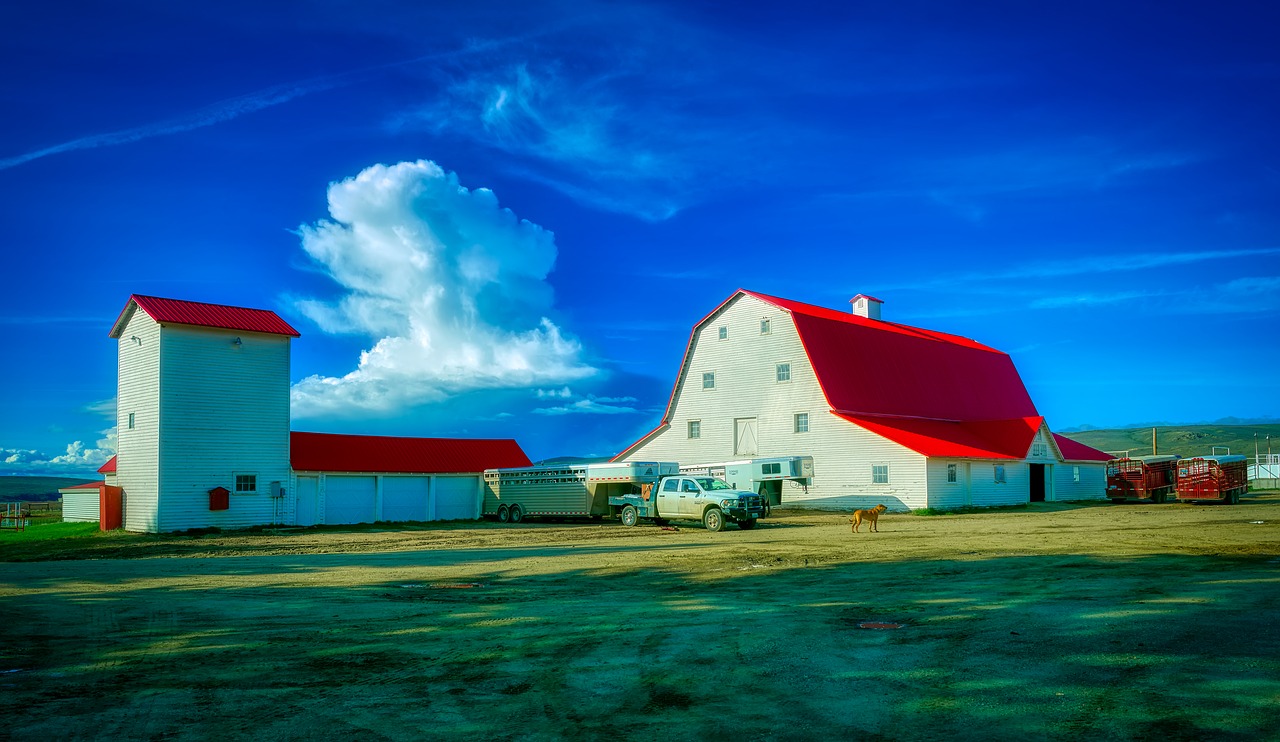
left=497, top=505, right=510, bottom=523
left=621, top=505, right=639, bottom=527
left=509, top=505, right=524, bottom=523
left=1228, top=490, right=1240, bottom=505
left=703, top=507, right=725, bottom=532
left=738, top=518, right=757, bottom=531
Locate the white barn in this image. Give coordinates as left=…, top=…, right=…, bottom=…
left=105, top=294, right=529, bottom=533
left=616, top=290, right=1110, bottom=511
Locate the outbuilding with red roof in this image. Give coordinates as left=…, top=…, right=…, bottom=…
left=615, top=290, right=1110, bottom=510
left=103, top=294, right=530, bottom=532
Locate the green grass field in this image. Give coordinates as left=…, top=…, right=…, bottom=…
left=1061, top=423, right=1280, bottom=460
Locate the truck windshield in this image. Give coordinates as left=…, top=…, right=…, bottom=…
left=694, top=478, right=734, bottom=491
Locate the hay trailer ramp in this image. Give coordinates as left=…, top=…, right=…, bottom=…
left=1106, top=455, right=1179, bottom=503
left=1176, top=454, right=1249, bottom=505
left=482, top=461, right=680, bottom=524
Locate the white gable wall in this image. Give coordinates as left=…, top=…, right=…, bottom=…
left=156, top=325, right=292, bottom=531
left=622, top=294, right=928, bottom=510
left=116, top=309, right=161, bottom=532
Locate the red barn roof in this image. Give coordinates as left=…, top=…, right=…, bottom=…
left=98, top=455, right=117, bottom=474
left=617, top=289, right=1058, bottom=461
left=290, top=432, right=531, bottom=474
left=1051, top=434, right=1113, bottom=462
left=60, top=481, right=105, bottom=491
left=109, top=294, right=300, bottom=338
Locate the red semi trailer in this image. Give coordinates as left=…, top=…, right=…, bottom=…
left=1175, top=455, right=1248, bottom=504
left=1106, top=455, right=1179, bottom=503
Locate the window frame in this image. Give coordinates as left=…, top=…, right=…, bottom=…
left=776, top=363, right=791, bottom=383
left=872, top=464, right=889, bottom=485
left=1073, top=466, right=1081, bottom=483
left=688, top=420, right=701, bottom=439
left=946, top=463, right=957, bottom=484
left=234, top=473, right=258, bottom=494
left=127, top=412, right=135, bottom=430
left=993, top=465, right=1007, bottom=484
left=702, top=372, right=715, bottom=390
left=794, top=412, right=809, bottom=433
left=760, top=318, right=771, bottom=335
left=718, top=326, right=727, bottom=340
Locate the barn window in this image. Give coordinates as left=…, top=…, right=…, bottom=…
left=872, top=464, right=889, bottom=484
left=702, top=372, right=715, bottom=389
left=776, top=363, right=791, bottom=382
left=1031, top=443, right=1048, bottom=458
left=760, top=318, right=771, bottom=335
left=1073, top=466, right=1080, bottom=483
left=127, top=412, right=135, bottom=430
left=235, top=474, right=257, bottom=493
left=688, top=420, right=701, bottom=439
left=993, top=465, right=1006, bottom=484
left=794, top=413, right=809, bottom=433
left=947, top=463, right=957, bottom=483
left=718, top=326, right=727, bottom=340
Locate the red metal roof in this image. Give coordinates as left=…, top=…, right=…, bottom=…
left=837, top=414, right=1044, bottom=459
left=1051, top=434, right=1113, bottom=462
left=109, top=294, right=300, bottom=338
left=60, top=481, right=105, bottom=491
left=290, top=431, right=531, bottom=474
left=98, top=455, right=117, bottom=474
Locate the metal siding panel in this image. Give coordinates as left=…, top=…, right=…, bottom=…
left=62, top=491, right=101, bottom=522
left=117, top=310, right=161, bottom=532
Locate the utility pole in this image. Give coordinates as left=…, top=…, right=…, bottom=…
left=1152, top=427, right=1157, bottom=456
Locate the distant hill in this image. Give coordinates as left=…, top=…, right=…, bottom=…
left=1059, top=424, right=1280, bottom=460
left=0, top=476, right=97, bottom=501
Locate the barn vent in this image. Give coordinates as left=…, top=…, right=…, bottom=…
left=850, top=294, right=883, bottom=320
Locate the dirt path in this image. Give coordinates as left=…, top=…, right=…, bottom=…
left=3, top=496, right=1279, bottom=740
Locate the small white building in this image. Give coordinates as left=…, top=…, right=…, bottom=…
left=58, top=456, right=118, bottom=523
left=104, top=294, right=530, bottom=532
left=616, top=290, right=1110, bottom=510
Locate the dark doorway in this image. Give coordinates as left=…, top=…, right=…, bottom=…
left=1029, top=464, right=1046, bottom=502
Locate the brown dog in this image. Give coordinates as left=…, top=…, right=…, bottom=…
left=851, top=504, right=887, bottom=533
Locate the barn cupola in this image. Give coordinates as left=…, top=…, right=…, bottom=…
left=850, top=294, right=883, bottom=320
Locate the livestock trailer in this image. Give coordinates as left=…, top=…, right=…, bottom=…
left=679, top=456, right=814, bottom=511
left=1106, top=455, right=1179, bottom=503
left=482, top=461, right=679, bottom=522
left=1175, top=455, right=1248, bottom=504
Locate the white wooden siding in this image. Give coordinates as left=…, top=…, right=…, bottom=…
left=116, top=309, right=161, bottom=532
left=623, top=294, right=928, bottom=510
left=1054, top=463, right=1107, bottom=500
left=155, top=326, right=292, bottom=532
left=61, top=490, right=100, bottom=522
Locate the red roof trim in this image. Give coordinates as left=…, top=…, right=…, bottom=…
left=290, top=431, right=531, bottom=474
left=109, top=295, right=300, bottom=338
left=850, top=294, right=883, bottom=303
left=838, top=414, right=1045, bottom=459
left=97, top=455, right=117, bottom=474
left=60, top=481, right=106, bottom=491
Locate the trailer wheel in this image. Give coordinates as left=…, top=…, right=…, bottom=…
left=1227, top=490, right=1240, bottom=505
left=620, top=505, right=639, bottom=527
left=738, top=518, right=757, bottom=530
left=1110, top=499, right=1125, bottom=505
left=497, top=505, right=510, bottom=523
left=703, top=507, right=725, bottom=532
left=1152, top=491, right=1165, bottom=504
left=509, top=505, right=524, bottom=523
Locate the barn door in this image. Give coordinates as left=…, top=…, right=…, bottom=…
left=295, top=476, right=319, bottom=526
left=735, top=418, right=758, bottom=456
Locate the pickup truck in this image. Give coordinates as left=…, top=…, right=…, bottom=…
left=609, top=475, right=765, bottom=532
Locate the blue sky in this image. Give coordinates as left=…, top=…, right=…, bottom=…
left=3, top=0, right=1278, bottom=476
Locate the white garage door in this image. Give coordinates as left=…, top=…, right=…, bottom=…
left=324, top=476, right=376, bottom=525
left=382, top=477, right=430, bottom=522
left=434, top=477, right=479, bottom=521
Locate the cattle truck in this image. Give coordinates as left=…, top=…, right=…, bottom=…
left=1106, top=455, right=1179, bottom=503
left=482, top=461, right=679, bottom=523
left=1175, top=455, right=1248, bottom=504
left=679, top=456, right=814, bottom=513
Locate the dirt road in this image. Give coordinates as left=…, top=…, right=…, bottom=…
left=3, top=496, right=1279, bottom=740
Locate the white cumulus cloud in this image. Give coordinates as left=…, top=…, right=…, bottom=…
left=291, top=160, right=596, bottom=417
left=0, top=428, right=116, bottom=476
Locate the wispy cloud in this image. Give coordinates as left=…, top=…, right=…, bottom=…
left=880, top=247, right=1280, bottom=291
left=533, top=395, right=639, bottom=416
